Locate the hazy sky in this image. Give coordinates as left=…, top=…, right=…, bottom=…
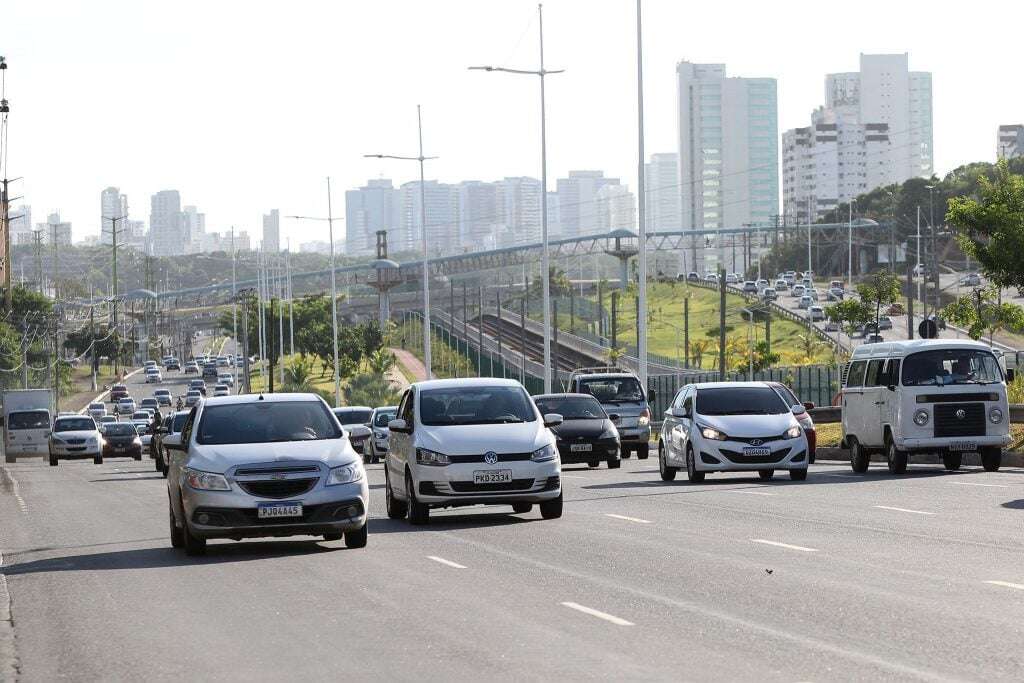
left=3, top=0, right=1022, bottom=247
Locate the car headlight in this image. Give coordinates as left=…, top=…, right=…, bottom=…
left=416, top=448, right=450, bottom=466
left=184, top=468, right=230, bottom=491
left=374, top=429, right=388, bottom=439
left=784, top=425, right=802, bottom=439
left=700, top=425, right=727, bottom=441
left=913, top=409, right=929, bottom=426
left=989, top=407, right=1003, bottom=424
left=51, top=435, right=65, bottom=444
left=531, top=443, right=557, bottom=462
left=133, top=437, right=143, bottom=445
left=638, top=408, right=651, bottom=426
left=327, top=463, right=364, bottom=486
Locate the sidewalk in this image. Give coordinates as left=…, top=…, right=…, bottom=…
left=390, top=347, right=427, bottom=383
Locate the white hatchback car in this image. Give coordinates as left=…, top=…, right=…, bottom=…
left=385, top=378, right=564, bottom=524
left=658, top=382, right=810, bottom=482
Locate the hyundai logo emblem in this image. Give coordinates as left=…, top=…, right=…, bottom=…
left=955, top=409, right=966, bottom=420
left=749, top=439, right=763, bottom=446
left=484, top=451, right=498, bottom=464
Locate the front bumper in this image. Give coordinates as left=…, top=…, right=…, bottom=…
left=617, top=425, right=651, bottom=445
left=414, top=460, right=561, bottom=506
left=896, top=434, right=1011, bottom=450
left=694, top=438, right=808, bottom=471
left=50, top=443, right=101, bottom=457
left=103, top=444, right=142, bottom=457
left=555, top=438, right=619, bottom=464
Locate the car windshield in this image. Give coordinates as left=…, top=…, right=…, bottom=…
left=697, top=387, right=788, bottom=416
left=132, top=412, right=149, bottom=419
left=373, top=409, right=397, bottom=427
left=103, top=423, right=136, bottom=436
left=89, top=403, right=104, bottom=410
left=576, top=377, right=644, bottom=403
left=534, top=396, right=606, bottom=420
left=196, top=401, right=342, bottom=444
left=333, top=408, right=372, bottom=425
left=902, top=349, right=1003, bottom=386
left=420, top=386, right=537, bottom=426
left=8, top=410, right=50, bottom=430
left=187, top=391, right=200, bottom=396
left=55, top=418, right=95, bottom=432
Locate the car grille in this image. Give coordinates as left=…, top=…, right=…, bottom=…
left=65, top=438, right=86, bottom=445
left=719, top=446, right=791, bottom=464
left=447, top=452, right=532, bottom=464
left=934, top=403, right=986, bottom=438
left=449, top=478, right=535, bottom=492
left=238, top=478, right=317, bottom=499
left=727, top=434, right=786, bottom=445
left=235, top=465, right=319, bottom=476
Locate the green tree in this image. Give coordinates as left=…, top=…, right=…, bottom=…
left=855, top=270, right=902, bottom=325
left=824, top=299, right=873, bottom=336
left=344, top=372, right=401, bottom=407
left=947, top=159, right=1024, bottom=290
left=942, top=285, right=1024, bottom=341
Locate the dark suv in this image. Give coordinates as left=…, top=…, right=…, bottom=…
left=567, top=367, right=651, bottom=459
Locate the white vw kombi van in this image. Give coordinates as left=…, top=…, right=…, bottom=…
left=841, top=339, right=1011, bottom=474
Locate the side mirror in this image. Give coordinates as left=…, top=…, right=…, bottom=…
left=388, top=418, right=410, bottom=434
left=791, top=405, right=805, bottom=416
left=543, top=413, right=564, bottom=428
left=802, top=401, right=815, bottom=411
left=163, top=434, right=184, bottom=452
left=608, top=413, right=621, bottom=424
left=348, top=425, right=371, bottom=439
left=671, top=407, right=687, bottom=419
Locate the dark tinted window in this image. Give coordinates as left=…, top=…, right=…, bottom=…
left=170, top=413, right=189, bottom=433
left=333, top=408, right=372, bottom=425
left=576, top=377, right=644, bottom=402
left=771, top=383, right=801, bottom=407
left=845, top=361, right=867, bottom=388
left=902, top=349, right=1002, bottom=386
left=102, top=423, right=137, bottom=436
left=197, top=401, right=342, bottom=445
left=373, top=409, right=397, bottom=427
left=696, top=387, right=787, bottom=416
left=54, top=418, right=96, bottom=432
left=8, top=410, right=51, bottom=430
left=865, top=359, right=885, bottom=387
left=420, top=386, right=536, bottom=426
left=534, top=396, right=606, bottom=420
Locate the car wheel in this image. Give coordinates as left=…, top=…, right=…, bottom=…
left=512, top=503, right=532, bottom=514
left=539, top=493, right=563, bottom=519
left=636, top=443, right=650, bottom=460
left=659, top=442, right=677, bottom=481
left=133, top=451, right=142, bottom=461
left=587, top=459, right=600, bottom=468
left=3, top=454, right=13, bottom=463
left=406, top=471, right=429, bottom=525
left=183, top=519, right=206, bottom=556
left=621, top=449, right=632, bottom=459
left=886, top=437, right=907, bottom=475
left=344, top=523, right=368, bottom=549
left=49, top=453, right=58, bottom=467
left=93, top=454, right=103, bottom=465
left=607, top=456, right=621, bottom=469
left=789, top=468, right=808, bottom=481
left=385, top=469, right=408, bottom=520
left=942, top=452, right=962, bottom=471
left=758, top=469, right=774, bottom=481
left=169, top=502, right=184, bottom=549
left=981, top=447, right=1002, bottom=472
left=154, top=454, right=164, bottom=472
left=849, top=438, right=869, bottom=473
left=362, top=453, right=370, bottom=465
left=686, top=445, right=705, bottom=483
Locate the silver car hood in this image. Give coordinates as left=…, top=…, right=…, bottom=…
left=417, top=421, right=549, bottom=456
left=188, top=438, right=359, bottom=473
left=696, top=413, right=797, bottom=438
left=53, top=430, right=99, bottom=440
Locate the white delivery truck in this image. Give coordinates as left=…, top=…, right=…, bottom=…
left=3, top=389, right=55, bottom=463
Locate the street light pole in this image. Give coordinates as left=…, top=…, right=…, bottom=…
left=635, top=0, right=648, bottom=389
left=364, top=106, right=438, bottom=381
left=470, top=3, right=564, bottom=392
left=847, top=200, right=853, bottom=290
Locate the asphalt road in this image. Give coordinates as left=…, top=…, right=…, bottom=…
left=4, top=382, right=1024, bottom=683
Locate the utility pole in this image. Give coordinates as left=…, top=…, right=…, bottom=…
left=718, top=265, right=726, bottom=381
left=683, top=295, right=690, bottom=368
left=635, top=0, right=649, bottom=391
left=0, top=59, right=12, bottom=311
left=231, top=227, right=238, bottom=388
left=32, top=229, right=43, bottom=295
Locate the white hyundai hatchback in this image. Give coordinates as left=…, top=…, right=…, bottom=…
left=385, top=378, right=564, bottom=524
left=658, top=382, right=810, bottom=482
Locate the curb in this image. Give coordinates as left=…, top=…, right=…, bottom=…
left=816, top=446, right=1024, bottom=468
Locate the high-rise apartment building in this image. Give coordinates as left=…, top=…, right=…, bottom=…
left=262, top=209, right=280, bottom=253
left=555, top=171, right=620, bottom=237
left=345, top=180, right=401, bottom=256
left=40, top=212, right=72, bottom=245
left=400, top=180, right=458, bottom=255
left=644, top=153, right=681, bottom=232
left=457, top=181, right=500, bottom=250
left=149, top=190, right=183, bottom=256
left=100, top=187, right=129, bottom=245
left=182, top=205, right=206, bottom=252
left=783, top=53, right=933, bottom=221
left=596, top=184, right=636, bottom=232
left=496, top=177, right=542, bottom=247
left=998, top=124, right=1024, bottom=160
left=676, top=62, right=779, bottom=233
left=10, top=204, right=32, bottom=245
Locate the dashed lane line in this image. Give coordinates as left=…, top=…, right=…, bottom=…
left=872, top=505, right=935, bottom=516
left=750, top=539, right=819, bottom=553
left=984, top=581, right=1024, bottom=591
left=427, top=556, right=467, bottom=569
left=727, top=489, right=777, bottom=496
left=560, top=602, right=634, bottom=626
left=604, top=514, right=652, bottom=524
left=949, top=482, right=1009, bottom=488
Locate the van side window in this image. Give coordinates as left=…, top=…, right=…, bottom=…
left=865, top=359, right=885, bottom=386
left=846, top=360, right=867, bottom=388
left=883, top=359, right=901, bottom=386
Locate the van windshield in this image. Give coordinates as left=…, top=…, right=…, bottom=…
left=577, top=377, right=644, bottom=403
left=8, top=410, right=50, bottom=430
left=902, top=349, right=1003, bottom=386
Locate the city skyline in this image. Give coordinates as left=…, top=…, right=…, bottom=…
left=2, top=1, right=1020, bottom=247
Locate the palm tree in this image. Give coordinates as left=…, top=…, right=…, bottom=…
left=794, top=333, right=826, bottom=364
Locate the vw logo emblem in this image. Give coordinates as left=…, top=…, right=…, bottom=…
left=749, top=439, right=763, bottom=446
left=484, top=451, right=498, bottom=464
left=955, top=409, right=966, bottom=420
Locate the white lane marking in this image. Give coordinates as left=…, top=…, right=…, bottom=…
left=750, top=539, right=819, bottom=553
left=984, top=580, right=1024, bottom=591
left=560, top=602, right=634, bottom=626
left=427, top=556, right=467, bottom=569
left=604, top=513, right=651, bottom=524
left=872, top=505, right=935, bottom=516
left=821, top=473, right=863, bottom=478
left=950, top=481, right=1009, bottom=488
left=728, top=489, right=777, bottom=496
left=0, top=468, right=28, bottom=514
left=560, top=474, right=587, bottom=480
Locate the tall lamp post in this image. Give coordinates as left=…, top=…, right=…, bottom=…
left=470, top=3, right=563, bottom=392
left=365, top=105, right=438, bottom=380
left=288, top=177, right=343, bottom=405
left=634, top=0, right=648, bottom=388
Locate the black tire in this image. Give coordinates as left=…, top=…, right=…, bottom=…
left=636, top=443, right=650, bottom=460
left=362, top=453, right=370, bottom=465
left=512, top=503, right=532, bottom=514
left=344, top=523, right=368, bottom=549
left=539, top=493, right=563, bottom=519
left=621, top=449, right=632, bottom=459
left=607, top=457, right=621, bottom=469
left=385, top=469, right=408, bottom=519
left=133, top=451, right=142, bottom=461
left=93, top=454, right=103, bottom=465
left=686, top=446, right=705, bottom=483
left=406, top=471, right=429, bottom=525
left=3, top=454, right=14, bottom=464
left=161, top=463, right=169, bottom=478
left=322, top=532, right=343, bottom=542
left=789, top=468, right=808, bottom=481
left=849, top=438, right=869, bottom=473
left=981, top=447, right=1002, bottom=472
left=154, top=454, right=164, bottom=472
left=758, top=469, right=774, bottom=481
left=942, top=452, right=962, bottom=471
left=886, top=437, right=908, bottom=475
left=587, top=459, right=600, bottom=468
left=181, top=507, right=206, bottom=556
left=659, top=442, right=677, bottom=481
left=169, top=502, right=184, bottom=549
left=49, top=453, right=58, bottom=467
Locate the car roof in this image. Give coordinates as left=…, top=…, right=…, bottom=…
left=411, top=377, right=526, bottom=391
left=533, top=393, right=599, bottom=400
left=687, top=381, right=776, bottom=390
left=200, top=392, right=326, bottom=406
left=371, top=406, right=398, bottom=412
left=849, top=338, right=995, bottom=359
left=334, top=405, right=372, bottom=411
